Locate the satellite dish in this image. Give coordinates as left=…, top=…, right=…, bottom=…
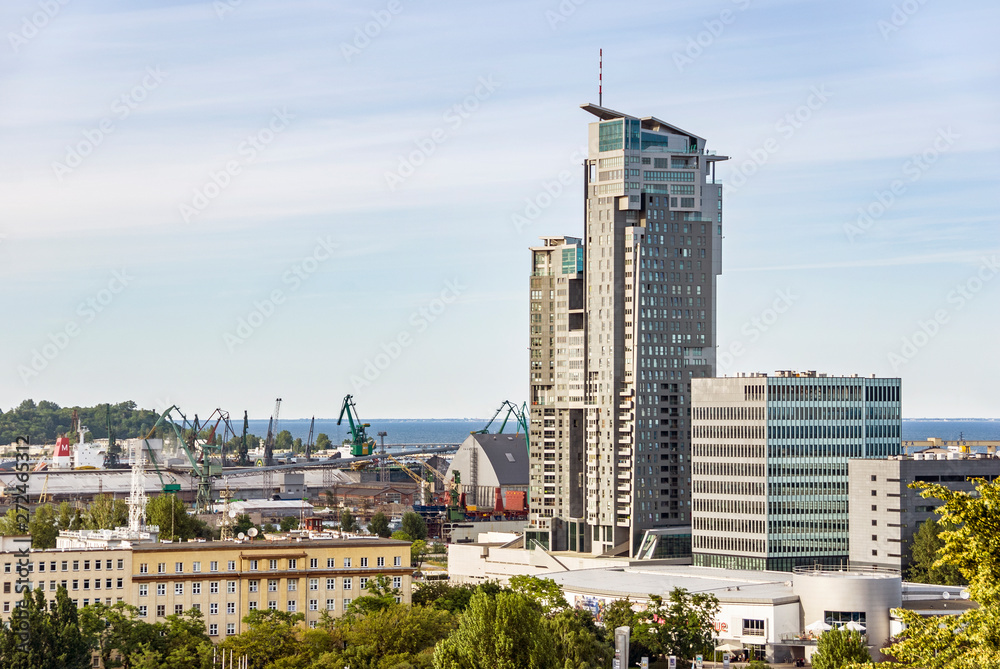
left=248, top=528, right=258, bottom=537
left=237, top=532, right=246, bottom=540
left=229, top=509, right=237, bottom=518
left=942, top=591, right=951, bottom=600
left=961, top=590, right=971, bottom=600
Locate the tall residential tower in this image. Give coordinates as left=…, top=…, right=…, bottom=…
left=527, top=105, right=728, bottom=556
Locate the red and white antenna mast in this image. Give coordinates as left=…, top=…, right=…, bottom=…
left=599, top=48, right=603, bottom=106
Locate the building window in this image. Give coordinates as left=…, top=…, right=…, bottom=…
left=139, top=563, right=147, bottom=574
left=270, top=559, right=278, bottom=570
left=288, top=559, right=297, bottom=569
left=326, top=599, right=335, bottom=611
left=268, top=580, right=278, bottom=592
left=343, top=558, right=351, bottom=568
left=73, top=561, right=80, bottom=571
left=268, top=601, right=277, bottom=610
left=327, top=558, right=335, bottom=568
left=249, top=580, right=259, bottom=593
left=156, top=605, right=165, bottom=617
left=310, top=558, right=318, bottom=569
left=742, top=619, right=765, bottom=637
left=193, top=583, right=202, bottom=595
left=209, top=624, right=218, bottom=636
left=392, top=577, right=402, bottom=589
left=343, top=598, right=351, bottom=609
left=394, top=556, right=401, bottom=567
left=84, top=560, right=90, bottom=571
left=226, top=623, right=235, bottom=635
left=210, top=582, right=219, bottom=594
left=175, top=583, right=184, bottom=596
left=343, top=578, right=352, bottom=590
left=228, top=561, right=236, bottom=571
left=174, top=604, right=183, bottom=615
left=210, top=603, right=219, bottom=615
left=156, top=584, right=165, bottom=596
left=228, top=581, right=236, bottom=594
left=250, top=560, right=259, bottom=571
left=248, top=601, right=258, bottom=611
left=157, top=563, right=165, bottom=574
left=326, top=578, right=335, bottom=590
left=309, top=620, right=317, bottom=629
left=309, top=599, right=318, bottom=611
left=288, top=580, right=297, bottom=592
left=139, top=585, right=148, bottom=597
left=117, top=560, right=124, bottom=570
left=871, top=490, right=877, bottom=496
left=192, top=603, right=201, bottom=612
left=83, top=579, right=90, bottom=590
left=138, top=605, right=147, bottom=617
left=377, top=557, right=385, bottom=567
left=210, top=561, right=218, bottom=572
left=287, top=601, right=297, bottom=612
left=360, top=558, right=368, bottom=568
left=175, top=562, right=183, bottom=573
left=227, top=602, right=235, bottom=614
left=872, top=549, right=878, bottom=556
left=360, top=577, right=368, bottom=590
left=192, top=561, right=201, bottom=573
left=309, top=578, right=318, bottom=591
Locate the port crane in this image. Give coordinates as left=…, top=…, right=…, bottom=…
left=383, top=453, right=432, bottom=504
left=142, top=406, right=221, bottom=514
left=337, top=395, right=375, bottom=457
left=263, top=398, right=282, bottom=467
left=472, top=400, right=531, bottom=453
left=305, top=416, right=315, bottom=461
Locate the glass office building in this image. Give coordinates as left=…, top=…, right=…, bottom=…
left=690, top=371, right=902, bottom=571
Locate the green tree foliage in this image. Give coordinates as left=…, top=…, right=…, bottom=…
left=402, top=511, right=428, bottom=541
left=314, top=433, right=332, bottom=451
left=275, top=430, right=293, bottom=451
left=412, top=581, right=486, bottom=613
left=219, top=609, right=304, bottom=669
left=433, top=590, right=557, bottom=669
left=811, top=628, right=872, bottom=669
left=886, top=478, right=1000, bottom=668
left=602, top=598, right=653, bottom=666
left=368, top=510, right=391, bottom=538
left=146, top=494, right=211, bottom=541
left=509, top=575, right=568, bottom=613
left=233, top=514, right=255, bottom=537
left=0, top=400, right=162, bottom=446
left=29, top=503, right=59, bottom=548
left=907, top=517, right=966, bottom=585
left=340, top=604, right=456, bottom=669
left=632, top=587, right=720, bottom=663
left=84, top=494, right=129, bottom=530
left=545, top=607, right=612, bottom=669
left=340, top=508, right=358, bottom=533
left=280, top=516, right=299, bottom=532
left=392, top=530, right=413, bottom=541
left=0, top=507, right=26, bottom=536
left=345, top=575, right=402, bottom=617
left=411, top=539, right=428, bottom=569
left=0, top=586, right=91, bottom=669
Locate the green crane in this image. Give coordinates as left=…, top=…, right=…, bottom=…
left=472, top=400, right=531, bottom=454
left=337, top=395, right=374, bottom=457
left=143, top=406, right=220, bottom=514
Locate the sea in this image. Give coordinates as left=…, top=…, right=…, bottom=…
left=242, top=418, right=1000, bottom=445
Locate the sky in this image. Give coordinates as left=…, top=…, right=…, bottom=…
left=0, top=0, right=997, bottom=420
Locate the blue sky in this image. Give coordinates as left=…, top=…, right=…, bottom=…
left=1, top=0, right=997, bottom=419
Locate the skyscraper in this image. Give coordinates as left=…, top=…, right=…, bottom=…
left=527, top=104, right=728, bottom=556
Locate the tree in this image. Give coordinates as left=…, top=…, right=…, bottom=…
left=79, top=601, right=164, bottom=669
left=884, top=478, right=1000, bottom=668
left=315, top=433, right=332, bottom=451
left=280, top=516, right=299, bottom=532
left=0, top=507, right=26, bottom=536
left=401, top=511, right=428, bottom=541
left=412, top=581, right=485, bottom=614
left=146, top=494, right=211, bottom=541
left=340, top=602, right=456, bottom=669
left=29, top=503, right=59, bottom=548
left=544, top=608, right=612, bottom=669
left=345, top=575, right=402, bottom=617
left=509, top=575, right=568, bottom=613
left=340, top=508, right=358, bottom=533
left=632, top=587, right=720, bottom=663
left=233, top=514, right=255, bottom=537
left=368, top=511, right=391, bottom=538
left=0, top=586, right=92, bottom=669
left=410, top=539, right=427, bottom=569
left=603, top=598, right=653, bottom=666
left=392, top=530, right=413, bottom=542
left=220, top=609, right=304, bottom=669
left=908, top=518, right=965, bottom=585
left=433, top=590, right=557, bottom=669
left=811, top=628, right=872, bottom=669
left=85, top=494, right=129, bottom=530
left=275, top=429, right=293, bottom=451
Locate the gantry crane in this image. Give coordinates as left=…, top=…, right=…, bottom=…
left=337, top=395, right=374, bottom=457
left=143, top=406, right=221, bottom=514
left=383, top=453, right=432, bottom=504
left=472, top=400, right=531, bottom=453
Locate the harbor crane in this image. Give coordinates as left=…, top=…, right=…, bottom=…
left=337, top=395, right=374, bottom=457
left=142, top=406, right=221, bottom=514
left=263, top=398, right=282, bottom=467
left=472, top=400, right=531, bottom=454
left=305, top=416, right=315, bottom=461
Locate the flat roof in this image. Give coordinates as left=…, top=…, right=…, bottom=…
left=548, top=565, right=799, bottom=605
left=131, top=537, right=410, bottom=552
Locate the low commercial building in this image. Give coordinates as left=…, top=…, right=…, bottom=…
left=445, top=433, right=529, bottom=509
left=0, top=533, right=414, bottom=643
left=848, top=451, right=1000, bottom=571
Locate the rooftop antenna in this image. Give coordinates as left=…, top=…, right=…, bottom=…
left=599, top=48, right=603, bottom=107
